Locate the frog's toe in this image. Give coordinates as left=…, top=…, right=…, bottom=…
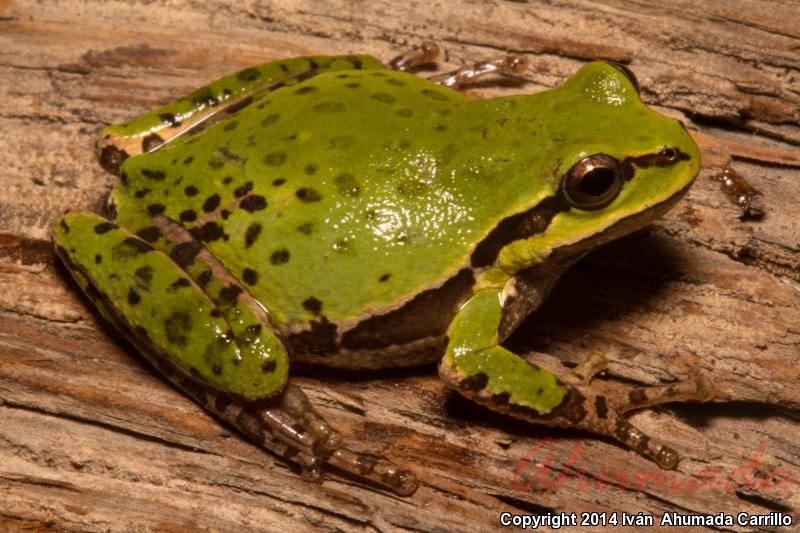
left=328, top=448, right=420, bottom=496
left=609, top=410, right=682, bottom=469
left=562, top=352, right=609, bottom=386
left=615, top=371, right=716, bottom=414
left=568, top=387, right=685, bottom=469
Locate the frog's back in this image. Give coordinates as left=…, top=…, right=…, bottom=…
left=118, top=69, right=534, bottom=343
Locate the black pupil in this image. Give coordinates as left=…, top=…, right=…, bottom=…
left=580, top=167, right=615, bottom=196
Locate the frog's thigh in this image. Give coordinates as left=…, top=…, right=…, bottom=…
left=54, top=212, right=418, bottom=495
left=53, top=211, right=289, bottom=400
left=97, top=53, right=384, bottom=172
left=439, top=288, right=686, bottom=469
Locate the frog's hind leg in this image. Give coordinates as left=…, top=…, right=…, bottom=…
left=440, top=288, right=716, bottom=469
left=97, top=53, right=384, bottom=173
left=53, top=211, right=418, bottom=495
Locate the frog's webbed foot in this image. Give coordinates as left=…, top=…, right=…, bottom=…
left=561, top=354, right=715, bottom=469
left=206, top=384, right=418, bottom=495
left=441, top=289, right=717, bottom=470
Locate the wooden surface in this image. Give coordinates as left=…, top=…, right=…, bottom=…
left=1, top=1, right=799, bottom=531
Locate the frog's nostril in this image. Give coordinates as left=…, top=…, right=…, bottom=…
left=605, top=62, right=640, bottom=94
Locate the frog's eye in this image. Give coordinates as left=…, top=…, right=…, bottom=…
left=606, top=62, right=640, bottom=94
left=561, top=154, right=623, bottom=210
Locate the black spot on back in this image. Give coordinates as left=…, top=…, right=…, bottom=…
left=270, top=249, right=289, bottom=265
left=245, top=223, right=262, bottom=248
left=304, top=164, right=317, bottom=175
left=236, top=67, right=260, bottom=81
left=180, top=209, right=197, bottom=223
left=234, top=181, right=253, bottom=198
left=264, top=152, right=287, bottom=166
left=112, top=238, right=153, bottom=260
left=171, top=278, right=191, bottom=289
left=183, top=156, right=195, bottom=165
left=94, top=222, right=117, bottom=234
left=296, top=187, right=322, bottom=202
left=370, top=92, right=396, bottom=104
left=379, top=273, right=390, bottom=282
left=134, top=188, right=152, bottom=198
left=219, top=285, right=243, bottom=305
left=134, top=265, right=154, bottom=286
left=242, top=268, right=258, bottom=285
left=198, top=270, right=212, bottom=287
left=302, top=297, right=322, bottom=315
left=164, top=311, right=192, bottom=346
left=333, top=174, right=360, bottom=197
left=261, top=113, right=280, bottom=127
left=294, top=86, right=318, bottom=94
left=397, top=108, right=413, bottom=117
left=127, top=288, right=141, bottom=305
left=147, top=204, right=166, bottom=216
left=170, top=241, right=201, bottom=268
left=261, top=360, right=277, bottom=373
left=190, top=86, right=216, bottom=107
left=192, top=222, right=226, bottom=242
left=223, top=121, right=238, bottom=131
left=141, top=168, right=166, bottom=181
left=94, top=254, right=102, bottom=264
left=272, top=178, right=286, bottom=186
left=240, top=195, right=267, bottom=212
left=202, top=194, right=221, bottom=213
left=184, top=185, right=199, bottom=197
left=297, top=222, right=313, bottom=235
left=136, top=226, right=161, bottom=243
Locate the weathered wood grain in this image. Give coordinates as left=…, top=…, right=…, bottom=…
left=0, top=0, right=798, bottom=531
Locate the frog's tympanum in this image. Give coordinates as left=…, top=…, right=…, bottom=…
left=53, top=49, right=712, bottom=495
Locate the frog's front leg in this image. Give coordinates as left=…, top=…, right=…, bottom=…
left=388, top=42, right=529, bottom=89
left=439, top=288, right=714, bottom=469
left=53, top=212, right=418, bottom=495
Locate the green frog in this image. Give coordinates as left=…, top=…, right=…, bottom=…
left=52, top=45, right=713, bottom=495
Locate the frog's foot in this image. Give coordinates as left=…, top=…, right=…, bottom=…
left=202, top=383, right=418, bottom=495
left=441, top=289, right=717, bottom=470
left=429, top=55, right=529, bottom=89
left=388, top=41, right=441, bottom=71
